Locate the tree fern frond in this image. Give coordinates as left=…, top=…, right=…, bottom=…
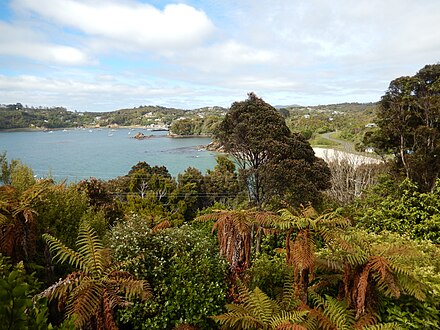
left=312, top=293, right=355, bottom=330
left=361, top=322, right=403, bottom=330
left=278, top=275, right=300, bottom=311
left=107, top=276, right=152, bottom=301
left=274, top=323, right=308, bottom=330
left=394, top=273, right=426, bottom=301
left=356, top=263, right=372, bottom=317
left=270, top=310, right=309, bottom=329
left=43, top=233, right=86, bottom=270
left=107, top=253, right=144, bottom=274
left=66, top=279, right=102, bottom=327
left=212, top=311, right=262, bottom=329
left=41, top=271, right=84, bottom=302
left=243, top=287, right=276, bottom=324
left=353, top=310, right=378, bottom=329
left=152, top=220, right=172, bottom=233
left=76, top=223, right=105, bottom=276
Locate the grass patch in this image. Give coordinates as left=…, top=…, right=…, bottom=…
left=309, top=135, right=340, bottom=147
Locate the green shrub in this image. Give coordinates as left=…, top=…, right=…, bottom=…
left=356, top=179, right=440, bottom=243
left=108, top=218, right=228, bottom=329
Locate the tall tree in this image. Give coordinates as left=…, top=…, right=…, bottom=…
left=216, top=93, right=330, bottom=208
left=365, top=64, right=440, bottom=191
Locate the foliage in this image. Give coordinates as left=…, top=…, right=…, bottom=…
left=108, top=218, right=228, bottom=329
left=216, top=92, right=330, bottom=208
left=169, top=115, right=222, bottom=135
left=285, top=103, right=377, bottom=145
left=76, top=177, right=123, bottom=225
left=246, top=253, right=289, bottom=300
left=195, top=209, right=277, bottom=273
left=355, top=178, right=440, bottom=243
left=260, top=135, right=331, bottom=207
left=270, top=205, right=351, bottom=304
left=365, top=64, right=440, bottom=191
left=42, top=223, right=151, bottom=329
left=317, top=230, right=436, bottom=323
left=212, top=282, right=308, bottom=330
left=0, top=179, right=52, bottom=263
left=203, top=155, right=243, bottom=207
left=0, top=153, right=36, bottom=192
left=0, top=254, right=75, bottom=330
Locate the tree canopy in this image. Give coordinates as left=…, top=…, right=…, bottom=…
left=216, top=92, right=330, bottom=208
left=365, top=64, right=440, bottom=191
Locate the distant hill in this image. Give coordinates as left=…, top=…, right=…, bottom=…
left=0, top=101, right=377, bottom=144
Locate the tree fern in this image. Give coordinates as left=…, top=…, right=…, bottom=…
left=41, top=223, right=151, bottom=329
left=212, top=282, right=307, bottom=330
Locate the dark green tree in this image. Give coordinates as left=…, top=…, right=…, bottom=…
left=203, top=155, right=242, bottom=206
left=216, top=93, right=330, bottom=208
left=365, top=64, right=440, bottom=191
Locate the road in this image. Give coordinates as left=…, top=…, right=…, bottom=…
left=321, top=132, right=355, bottom=152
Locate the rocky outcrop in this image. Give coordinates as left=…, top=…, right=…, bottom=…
left=132, top=132, right=153, bottom=140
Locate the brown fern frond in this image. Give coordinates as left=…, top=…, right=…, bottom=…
left=102, top=290, right=118, bottom=330
left=355, top=263, right=372, bottom=318
left=173, top=324, right=199, bottom=330
left=152, top=220, right=172, bottom=233
left=354, top=309, right=378, bottom=329
left=66, top=279, right=102, bottom=328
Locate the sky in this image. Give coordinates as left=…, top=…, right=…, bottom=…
left=0, top=0, right=439, bottom=112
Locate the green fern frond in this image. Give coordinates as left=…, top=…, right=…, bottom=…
left=244, top=287, right=277, bottom=324
left=361, top=323, right=403, bottom=330
left=107, top=276, right=152, bottom=301
left=394, top=273, right=426, bottom=301
left=269, top=310, right=309, bottom=328
left=278, top=275, right=299, bottom=311
left=310, top=293, right=355, bottom=330
left=76, top=223, right=105, bottom=276
left=43, top=233, right=86, bottom=270
left=212, top=311, right=262, bottom=329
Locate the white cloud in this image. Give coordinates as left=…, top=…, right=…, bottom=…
left=13, top=0, right=215, bottom=51
left=2, top=0, right=440, bottom=111
left=0, top=22, right=89, bottom=65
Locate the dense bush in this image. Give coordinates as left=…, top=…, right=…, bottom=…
left=108, top=217, right=228, bottom=329
left=355, top=178, right=440, bottom=243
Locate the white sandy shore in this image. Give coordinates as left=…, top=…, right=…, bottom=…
left=313, top=147, right=383, bottom=166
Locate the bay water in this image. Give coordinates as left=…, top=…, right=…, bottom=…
left=0, top=128, right=217, bottom=182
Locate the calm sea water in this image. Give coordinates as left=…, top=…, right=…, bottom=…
left=0, top=128, right=217, bottom=181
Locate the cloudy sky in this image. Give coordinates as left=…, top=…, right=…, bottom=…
left=0, top=0, right=439, bottom=112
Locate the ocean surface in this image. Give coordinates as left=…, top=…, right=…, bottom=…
left=0, top=128, right=217, bottom=181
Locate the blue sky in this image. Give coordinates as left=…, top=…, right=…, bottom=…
left=0, top=0, right=439, bottom=112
